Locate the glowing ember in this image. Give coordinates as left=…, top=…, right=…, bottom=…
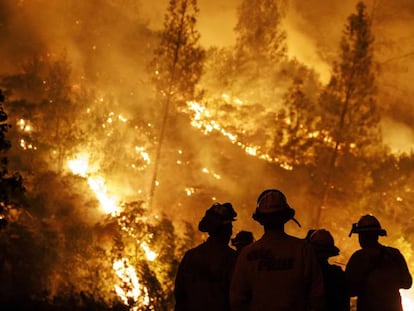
left=201, top=167, right=221, bottom=180
left=135, top=146, right=151, bottom=165
left=19, top=139, right=36, bottom=150
left=140, top=242, right=157, bottom=261
left=185, top=187, right=195, bottom=196
left=17, top=118, right=32, bottom=132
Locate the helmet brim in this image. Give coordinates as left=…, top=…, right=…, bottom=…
left=312, top=245, right=340, bottom=257
left=252, top=208, right=296, bottom=223
left=354, top=228, right=387, bottom=236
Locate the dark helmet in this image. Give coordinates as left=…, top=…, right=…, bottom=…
left=198, top=202, right=237, bottom=233
left=308, top=229, right=340, bottom=258
left=252, top=189, right=300, bottom=227
left=348, top=214, right=387, bottom=237
left=231, top=230, right=254, bottom=247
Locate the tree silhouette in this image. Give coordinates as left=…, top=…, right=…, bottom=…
left=273, top=67, right=322, bottom=167
left=149, top=0, right=205, bottom=208
left=234, top=0, right=287, bottom=72
left=0, top=89, right=24, bottom=227
left=315, top=2, right=382, bottom=225
left=1, top=55, right=84, bottom=173
left=150, top=0, right=205, bottom=106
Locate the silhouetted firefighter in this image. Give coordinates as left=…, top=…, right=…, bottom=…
left=230, top=189, right=325, bottom=311
left=346, top=214, right=412, bottom=311
left=174, top=202, right=237, bottom=311
left=307, top=229, right=350, bottom=311
left=231, top=230, right=254, bottom=254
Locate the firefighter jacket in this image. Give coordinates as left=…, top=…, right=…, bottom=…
left=174, top=237, right=237, bottom=311
left=230, top=230, right=325, bottom=311
left=319, top=261, right=350, bottom=311
left=345, top=244, right=412, bottom=311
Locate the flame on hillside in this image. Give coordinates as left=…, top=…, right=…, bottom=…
left=67, top=153, right=158, bottom=309
left=184, top=98, right=293, bottom=170
left=67, top=154, right=120, bottom=215
left=113, top=258, right=150, bottom=310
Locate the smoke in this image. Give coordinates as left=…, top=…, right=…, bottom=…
left=2, top=0, right=414, bottom=152
left=145, top=0, right=414, bottom=153
left=2, top=0, right=414, bottom=231
left=382, top=118, right=414, bottom=154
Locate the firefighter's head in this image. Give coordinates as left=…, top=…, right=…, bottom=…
left=307, top=229, right=340, bottom=259
left=349, top=214, right=386, bottom=248
left=231, top=230, right=254, bottom=252
left=252, top=189, right=300, bottom=228
left=198, top=202, right=237, bottom=240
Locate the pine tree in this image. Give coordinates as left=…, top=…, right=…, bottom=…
left=1, top=55, right=84, bottom=173
left=149, top=0, right=205, bottom=208
left=320, top=2, right=381, bottom=156
left=314, top=2, right=382, bottom=225
left=222, top=0, right=289, bottom=107
left=234, top=0, right=287, bottom=71
left=275, top=75, right=322, bottom=166
left=150, top=0, right=205, bottom=106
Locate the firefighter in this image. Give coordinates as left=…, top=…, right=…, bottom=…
left=346, top=214, right=412, bottom=311
left=308, top=229, right=350, bottom=311
left=174, top=202, right=238, bottom=311
left=230, top=189, right=325, bottom=311
left=231, top=230, right=254, bottom=254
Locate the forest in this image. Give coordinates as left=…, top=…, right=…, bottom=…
left=1, top=0, right=414, bottom=310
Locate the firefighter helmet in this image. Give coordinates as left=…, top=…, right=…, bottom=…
left=308, top=229, right=340, bottom=257
left=252, top=189, right=300, bottom=227
left=348, top=214, right=387, bottom=237
left=198, top=202, right=237, bottom=233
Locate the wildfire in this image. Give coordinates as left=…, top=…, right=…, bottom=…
left=113, top=258, right=150, bottom=310
left=87, top=176, right=119, bottom=215
left=184, top=100, right=293, bottom=170
left=140, top=241, right=157, bottom=261
left=67, top=152, right=160, bottom=309
left=67, top=153, right=120, bottom=215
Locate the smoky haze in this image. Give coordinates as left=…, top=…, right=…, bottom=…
left=193, top=0, right=414, bottom=153
left=1, top=0, right=414, bottom=149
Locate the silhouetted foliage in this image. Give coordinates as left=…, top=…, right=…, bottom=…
left=234, top=0, right=287, bottom=71
left=312, top=1, right=383, bottom=225
left=0, top=89, right=24, bottom=221
left=150, top=0, right=205, bottom=106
